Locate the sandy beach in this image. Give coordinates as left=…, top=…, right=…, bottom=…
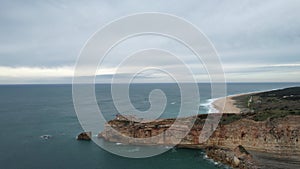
left=211, top=91, right=261, bottom=114
left=211, top=93, right=249, bottom=114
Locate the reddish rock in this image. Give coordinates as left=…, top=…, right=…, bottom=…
left=99, top=114, right=300, bottom=156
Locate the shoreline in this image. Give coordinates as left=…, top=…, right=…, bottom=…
left=211, top=95, right=242, bottom=114
left=208, top=86, right=292, bottom=114
left=210, top=92, right=257, bottom=114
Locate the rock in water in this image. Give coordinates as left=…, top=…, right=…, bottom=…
left=205, top=145, right=257, bottom=169
left=40, top=135, right=52, bottom=140
left=77, top=131, right=92, bottom=141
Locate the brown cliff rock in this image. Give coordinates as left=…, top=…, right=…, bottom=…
left=77, top=131, right=92, bottom=141
left=99, top=114, right=300, bottom=156
left=207, top=115, right=300, bottom=155
left=206, top=145, right=257, bottom=169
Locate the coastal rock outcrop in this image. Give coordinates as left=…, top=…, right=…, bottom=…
left=99, top=114, right=300, bottom=155
left=98, top=87, right=300, bottom=168
left=77, top=131, right=92, bottom=141
left=205, top=145, right=257, bottom=169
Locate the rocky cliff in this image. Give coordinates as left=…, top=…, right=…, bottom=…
left=99, top=114, right=300, bottom=155
left=98, top=87, right=300, bottom=168
left=208, top=115, right=300, bottom=155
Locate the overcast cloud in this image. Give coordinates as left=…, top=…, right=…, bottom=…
left=0, top=0, right=299, bottom=83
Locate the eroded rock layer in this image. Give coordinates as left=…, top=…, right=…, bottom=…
left=99, top=114, right=300, bottom=155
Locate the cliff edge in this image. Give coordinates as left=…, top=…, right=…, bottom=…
left=98, top=87, right=300, bottom=168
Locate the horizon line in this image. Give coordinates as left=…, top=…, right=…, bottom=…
left=1, top=82, right=300, bottom=85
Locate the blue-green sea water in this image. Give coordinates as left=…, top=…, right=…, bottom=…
left=0, top=83, right=299, bottom=169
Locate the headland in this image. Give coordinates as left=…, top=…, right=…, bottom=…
left=98, top=87, right=300, bottom=168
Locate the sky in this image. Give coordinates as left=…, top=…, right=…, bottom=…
left=0, top=0, right=299, bottom=84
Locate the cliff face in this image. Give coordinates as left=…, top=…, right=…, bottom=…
left=99, top=114, right=300, bottom=155
left=207, top=115, right=300, bottom=155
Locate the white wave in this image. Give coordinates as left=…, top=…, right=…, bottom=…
left=200, top=98, right=219, bottom=114
left=127, top=147, right=140, bottom=152
left=164, top=146, right=173, bottom=149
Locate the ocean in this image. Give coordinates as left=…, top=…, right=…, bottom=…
left=0, top=83, right=299, bottom=169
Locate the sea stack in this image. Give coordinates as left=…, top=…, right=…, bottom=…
left=77, top=131, right=92, bottom=141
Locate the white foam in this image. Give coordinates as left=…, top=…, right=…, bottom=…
left=201, top=86, right=295, bottom=114
left=164, top=146, right=173, bottom=149
left=200, top=98, right=219, bottom=114
left=127, top=147, right=140, bottom=152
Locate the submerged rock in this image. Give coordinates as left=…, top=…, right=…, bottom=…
left=40, top=135, right=52, bottom=140
left=77, top=131, right=92, bottom=141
